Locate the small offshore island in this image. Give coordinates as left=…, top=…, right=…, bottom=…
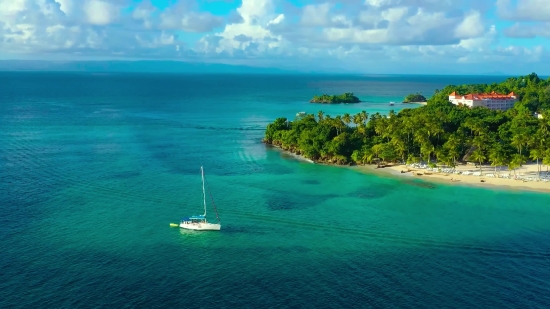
left=310, top=92, right=361, bottom=104
left=264, top=73, right=550, bottom=192
left=403, top=93, right=427, bottom=104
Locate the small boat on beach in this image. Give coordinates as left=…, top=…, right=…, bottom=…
left=179, top=166, right=221, bottom=231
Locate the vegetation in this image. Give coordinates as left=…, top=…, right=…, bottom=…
left=310, top=92, right=360, bottom=104
left=403, top=93, right=427, bottom=103
left=264, top=73, right=550, bottom=175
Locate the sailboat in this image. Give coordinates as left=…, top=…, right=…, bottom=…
left=179, top=166, right=221, bottom=231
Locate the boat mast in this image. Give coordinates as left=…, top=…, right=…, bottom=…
left=203, top=170, right=221, bottom=224
left=201, top=165, right=207, bottom=217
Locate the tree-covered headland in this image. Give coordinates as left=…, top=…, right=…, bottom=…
left=310, top=92, right=361, bottom=103
left=403, top=93, right=427, bottom=103
left=264, top=73, right=550, bottom=176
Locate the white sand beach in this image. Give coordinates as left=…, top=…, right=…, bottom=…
left=402, top=101, right=427, bottom=105
left=358, top=162, right=550, bottom=193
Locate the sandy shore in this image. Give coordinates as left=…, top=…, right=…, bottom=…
left=402, top=101, right=427, bottom=105
left=268, top=145, right=550, bottom=193
left=357, top=162, right=550, bottom=193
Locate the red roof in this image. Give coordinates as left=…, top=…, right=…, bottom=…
left=450, top=92, right=515, bottom=100
left=449, top=91, right=458, bottom=96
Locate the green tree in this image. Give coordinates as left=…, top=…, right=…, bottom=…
left=342, top=113, right=351, bottom=127
left=542, top=149, right=550, bottom=175
left=361, top=146, right=375, bottom=165
left=488, top=145, right=508, bottom=176
left=360, top=111, right=369, bottom=125
left=263, top=72, right=550, bottom=169
left=404, top=93, right=427, bottom=103
left=530, top=147, right=544, bottom=180
left=443, top=134, right=461, bottom=165
left=511, top=133, right=529, bottom=156
left=509, top=154, right=526, bottom=178
left=420, top=141, right=435, bottom=164
left=379, top=143, right=397, bottom=163
left=470, top=148, right=486, bottom=174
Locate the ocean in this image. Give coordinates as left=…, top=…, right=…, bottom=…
left=1, top=72, right=550, bottom=308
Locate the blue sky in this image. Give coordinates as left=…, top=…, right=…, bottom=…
left=0, top=0, right=549, bottom=74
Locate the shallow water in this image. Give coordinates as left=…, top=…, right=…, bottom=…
left=1, top=72, right=549, bottom=308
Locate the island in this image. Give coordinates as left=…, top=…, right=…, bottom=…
left=264, top=73, right=550, bottom=192
left=403, top=92, right=427, bottom=103
left=310, top=92, right=360, bottom=104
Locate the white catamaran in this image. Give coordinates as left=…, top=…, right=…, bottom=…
left=179, top=166, right=221, bottom=231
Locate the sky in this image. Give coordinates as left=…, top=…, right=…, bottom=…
left=0, top=0, right=549, bottom=74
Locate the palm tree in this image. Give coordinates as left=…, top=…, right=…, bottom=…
left=530, top=147, right=544, bottom=180
left=360, top=110, right=369, bottom=125
left=342, top=113, right=351, bottom=127
left=434, top=147, right=446, bottom=167
left=361, top=147, right=374, bottom=165
left=464, top=118, right=485, bottom=137
left=353, top=114, right=361, bottom=126
left=334, top=116, right=345, bottom=135
left=537, top=120, right=548, bottom=144
left=511, top=133, right=529, bottom=156
left=425, top=116, right=444, bottom=142
left=444, top=156, right=456, bottom=171
left=402, top=117, right=416, bottom=144
left=469, top=148, right=486, bottom=175
left=509, top=154, right=526, bottom=178
left=374, top=117, right=388, bottom=140
left=488, top=146, right=507, bottom=176
left=444, top=134, right=461, bottom=165
left=372, top=144, right=383, bottom=167
left=391, top=136, right=407, bottom=162
left=542, top=149, right=550, bottom=176
left=407, top=153, right=420, bottom=165
left=317, top=111, right=324, bottom=122
left=420, top=141, right=435, bottom=164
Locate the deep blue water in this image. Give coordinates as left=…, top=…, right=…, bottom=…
left=1, top=72, right=550, bottom=308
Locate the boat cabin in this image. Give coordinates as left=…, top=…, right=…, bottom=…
left=181, top=215, right=206, bottom=224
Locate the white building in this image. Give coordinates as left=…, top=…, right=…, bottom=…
left=449, top=91, right=517, bottom=111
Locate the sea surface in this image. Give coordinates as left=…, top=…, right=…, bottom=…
left=1, top=72, right=550, bottom=308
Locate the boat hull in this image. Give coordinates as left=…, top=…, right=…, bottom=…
left=179, top=222, right=221, bottom=231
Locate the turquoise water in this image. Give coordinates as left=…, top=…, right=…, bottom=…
left=2, top=73, right=550, bottom=308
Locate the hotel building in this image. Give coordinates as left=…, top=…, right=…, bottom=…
left=449, top=91, right=517, bottom=111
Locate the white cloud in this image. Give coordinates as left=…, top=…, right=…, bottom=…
left=0, top=0, right=546, bottom=74
left=301, top=4, right=332, bottom=26
left=498, top=0, right=550, bottom=39
left=504, top=22, right=550, bottom=38
left=55, top=0, right=73, bottom=15
left=294, top=6, right=485, bottom=46
left=0, top=0, right=27, bottom=14
left=0, top=0, right=221, bottom=59
left=497, top=0, right=550, bottom=22
left=84, top=0, right=118, bottom=25
left=454, top=11, right=485, bottom=39
left=159, top=2, right=223, bottom=32
left=197, top=0, right=286, bottom=56
left=191, top=0, right=548, bottom=74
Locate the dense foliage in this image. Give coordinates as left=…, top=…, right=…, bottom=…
left=264, top=73, right=550, bottom=176
left=403, top=93, right=427, bottom=103
left=310, top=92, right=360, bottom=104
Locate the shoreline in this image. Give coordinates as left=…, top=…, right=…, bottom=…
left=356, top=163, right=550, bottom=193
left=267, top=144, right=550, bottom=193
left=402, top=101, right=427, bottom=105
